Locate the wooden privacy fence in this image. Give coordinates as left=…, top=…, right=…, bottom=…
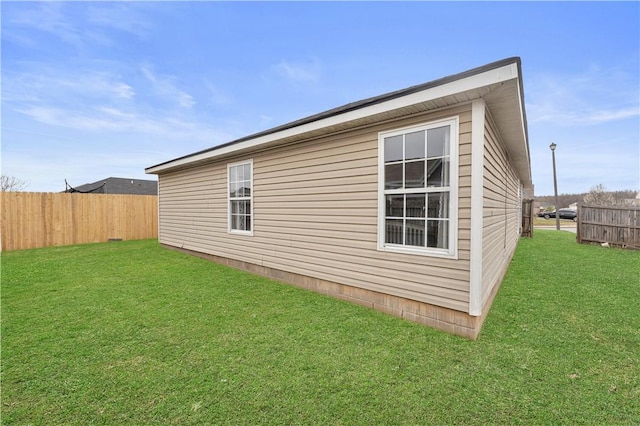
left=521, top=199, right=534, bottom=238
left=577, top=204, right=640, bottom=249
left=1, top=192, right=158, bottom=251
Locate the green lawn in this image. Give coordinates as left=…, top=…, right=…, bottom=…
left=2, top=232, right=639, bottom=425
left=533, top=216, right=577, bottom=227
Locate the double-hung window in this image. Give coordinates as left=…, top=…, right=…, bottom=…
left=378, top=118, right=458, bottom=257
left=228, top=160, right=253, bottom=235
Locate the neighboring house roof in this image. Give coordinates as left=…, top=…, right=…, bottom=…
left=67, top=177, right=158, bottom=195
left=146, top=57, right=531, bottom=187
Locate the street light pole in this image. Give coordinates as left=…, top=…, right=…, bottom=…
left=550, top=143, right=560, bottom=231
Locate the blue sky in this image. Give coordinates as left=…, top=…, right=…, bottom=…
left=2, top=1, right=638, bottom=196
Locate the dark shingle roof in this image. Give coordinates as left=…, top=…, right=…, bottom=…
left=68, top=177, right=157, bottom=195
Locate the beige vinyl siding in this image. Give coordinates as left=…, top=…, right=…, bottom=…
left=158, top=105, right=473, bottom=312
left=481, top=109, right=521, bottom=306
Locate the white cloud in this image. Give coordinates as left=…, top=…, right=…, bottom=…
left=585, top=107, right=639, bottom=124
left=15, top=105, right=227, bottom=144
left=204, top=80, right=231, bottom=105
left=526, top=64, right=639, bottom=126
left=7, top=2, right=81, bottom=46
left=141, top=66, right=195, bottom=108
left=2, top=69, right=135, bottom=104
left=86, top=3, right=153, bottom=38
left=4, top=2, right=153, bottom=50
left=1, top=29, right=38, bottom=48
left=259, top=115, right=273, bottom=127
left=2, top=61, right=227, bottom=176
left=16, top=105, right=145, bottom=132
left=530, top=106, right=639, bottom=126
left=178, top=93, right=196, bottom=109
left=275, top=58, right=321, bottom=83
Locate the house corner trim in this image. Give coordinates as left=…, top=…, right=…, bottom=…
left=469, top=99, right=486, bottom=316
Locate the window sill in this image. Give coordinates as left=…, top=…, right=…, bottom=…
left=229, top=229, right=254, bottom=237
left=377, top=244, right=457, bottom=259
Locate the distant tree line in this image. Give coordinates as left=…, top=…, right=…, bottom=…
left=535, top=186, right=637, bottom=209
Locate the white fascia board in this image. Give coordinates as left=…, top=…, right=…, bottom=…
left=146, top=63, right=519, bottom=175
left=516, top=78, right=532, bottom=186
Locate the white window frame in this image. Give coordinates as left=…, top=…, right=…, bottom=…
left=227, top=159, right=254, bottom=236
left=377, top=117, right=459, bottom=258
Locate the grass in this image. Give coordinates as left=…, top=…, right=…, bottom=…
left=533, top=216, right=576, bottom=227
left=2, top=232, right=639, bottom=425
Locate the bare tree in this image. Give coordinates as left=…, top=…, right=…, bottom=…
left=1, top=175, right=29, bottom=192
left=583, top=183, right=615, bottom=206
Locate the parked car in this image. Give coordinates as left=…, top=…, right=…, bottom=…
left=538, top=208, right=577, bottom=221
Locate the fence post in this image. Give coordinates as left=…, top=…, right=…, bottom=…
left=576, top=203, right=582, bottom=244
left=521, top=199, right=533, bottom=238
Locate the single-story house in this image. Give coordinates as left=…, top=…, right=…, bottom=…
left=146, top=57, right=532, bottom=339
left=65, top=177, right=158, bottom=195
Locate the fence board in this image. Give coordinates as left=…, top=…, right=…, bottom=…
left=577, top=204, right=640, bottom=249
left=1, top=192, right=158, bottom=251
